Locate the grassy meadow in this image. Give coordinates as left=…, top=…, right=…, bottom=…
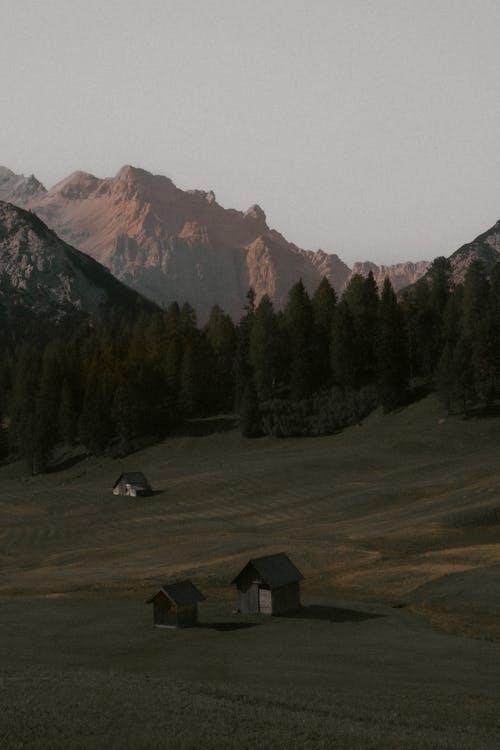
left=1, top=396, right=500, bottom=748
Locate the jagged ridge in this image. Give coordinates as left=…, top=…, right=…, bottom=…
left=2, top=165, right=430, bottom=318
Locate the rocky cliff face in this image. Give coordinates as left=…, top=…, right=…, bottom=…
left=0, top=201, right=151, bottom=330
left=2, top=165, right=430, bottom=318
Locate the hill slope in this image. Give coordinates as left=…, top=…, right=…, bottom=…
left=0, top=200, right=153, bottom=343
left=448, top=218, right=500, bottom=281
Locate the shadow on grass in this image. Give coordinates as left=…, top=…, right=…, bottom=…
left=176, top=416, right=238, bottom=438
left=46, top=453, right=88, bottom=473
left=281, top=605, right=384, bottom=623
left=199, top=622, right=259, bottom=632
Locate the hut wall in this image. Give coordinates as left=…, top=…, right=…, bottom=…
left=177, top=603, right=198, bottom=628
left=270, top=582, right=301, bottom=615
left=153, top=600, right=178, bottom=628
left=238, top=582, right=260, bottom=614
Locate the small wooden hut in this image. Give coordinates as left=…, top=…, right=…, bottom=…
left=113, top=472, right=152, bottom=497
left=231, top=552, right=303, bottom=615
left=147, top=580, right=206, bottom=628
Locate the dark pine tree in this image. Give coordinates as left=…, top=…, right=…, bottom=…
left=8, top=345, right=41, bottom=473
left=340, top=273, right=379, bottom=386
left=33, top=342, right=63, bottom=472
left=58, top=378, right=79, bottom=445
left=239, top=380, right=260, bottom=437
left=204, top=305, right=236, bottom=412
left=284, top=279, right=315, bottom=399
left=79, top=356, right=114, bottom=454
left=376, top=278, right=409, bottom=411
left=311, top=277, right=337, bottom=390
left=461, top=260, right=492, bottom=403
left=249, top=295, right=283, bottom=401
left=331, top=300, right=358, bottom=389
left=234, top=288, right=256, bottom=411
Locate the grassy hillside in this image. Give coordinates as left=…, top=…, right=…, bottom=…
left=1, top=396, right=500, bottom=748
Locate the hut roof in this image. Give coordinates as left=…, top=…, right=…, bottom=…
left=113, top=472, right=151, bottom=490
left=147, top=579, right=206, bottom=606
left=231, top=552, right=303, bottom=588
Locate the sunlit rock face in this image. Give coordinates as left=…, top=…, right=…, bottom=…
left=0, top=165, right=355, bottom=319
left=348, top=260, right=430, bottom=291
left=2, top=164, right=436, bottom=318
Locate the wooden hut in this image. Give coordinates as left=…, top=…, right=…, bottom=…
left=231, top=552, right=303, bottom=615
left=147, top=580, right=206, bottom=628
left=113, top=472, right=152, bottom=497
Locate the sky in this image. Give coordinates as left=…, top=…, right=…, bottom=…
left=2, top=0, right=500, bottom=266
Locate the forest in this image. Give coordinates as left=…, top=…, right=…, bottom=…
left=0, top=255, right=498, bottom=473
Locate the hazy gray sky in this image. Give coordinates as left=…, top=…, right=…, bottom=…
left=2, top=0, right=500, bottom=265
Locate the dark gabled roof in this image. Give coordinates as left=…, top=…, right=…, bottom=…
left=113, top=472, right=151, bottom=489
left=147, top=579, right=206, bottom=606
left=231, top=552, right=303, bottom=588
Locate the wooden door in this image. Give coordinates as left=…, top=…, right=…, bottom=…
left=259, top=587, right=272, bottom=614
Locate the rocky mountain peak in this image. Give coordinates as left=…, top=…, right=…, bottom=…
left=51, top=171, right=100, bottom=200
left=0, top=166, right=46, bottom=204
left=244, top=204, right=267, bottom=223
left=115, top=165, right=176, bottom=192
left=186, top=189, right=217, bottom=205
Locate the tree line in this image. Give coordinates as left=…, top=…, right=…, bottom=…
left=0, top=255, right=499, bottom=472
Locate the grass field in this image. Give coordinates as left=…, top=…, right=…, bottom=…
left=1, top=396, right=500, bottom=748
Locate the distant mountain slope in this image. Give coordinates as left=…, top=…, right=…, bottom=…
left=2, top=165, right=429, bottom=318
left=348, top=260, right=430, bottom=292
left=0, top=201, right=153, bottom=343
left=447, top=219, right=500, bottom=282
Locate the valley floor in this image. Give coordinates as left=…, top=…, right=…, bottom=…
left=1, top=396, right=500, bottom=748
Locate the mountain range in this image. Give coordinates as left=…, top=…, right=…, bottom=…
left=0, top=165, right=430, bottom=320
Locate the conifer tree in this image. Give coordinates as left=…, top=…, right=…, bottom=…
left=8, top=346, right=41, bottom=472
left=462, top=261, right=491, bottom=402
left=284, top=280, right=315, bottom=399
left=234, top=288, right=256, bottom=410
left=249, top=295, right=282, bottom=401
left=179, top=343, right=201, bottom=416
left=58, top=378, right=78, bottom=445
left=312, top=277, right=337, bottom=333
left=79, top=356, right=114, bottom=454
left=340, top=273, right=379, bottom=386
left=331, top=301, right=358, bottom=389
left=239, top=380, right=260, bottom=437
left=33, top=342, right=62, bottom=471
left=376, top=278, right=409, bottom=411
left=312, top=277, right=337, bottom=389
left=204, top=305, right=236, bottom=411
